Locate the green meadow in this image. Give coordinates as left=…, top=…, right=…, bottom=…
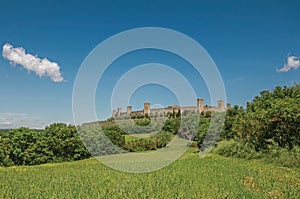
left=0, top=150, right=299, bottom=199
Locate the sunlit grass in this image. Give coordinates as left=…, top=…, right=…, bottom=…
left=124, top=133, right=156, bottom=142
left=0, top=149, right=299, bottom=198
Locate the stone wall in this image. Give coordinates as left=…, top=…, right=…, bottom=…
left=112, top=99, right=230, bottom=117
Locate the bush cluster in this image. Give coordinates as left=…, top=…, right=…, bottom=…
left=124, top=131, right=173, bottom=152
left=0, top=124, right=90, bottom=166
left=216, top=84, right=300, bottom=162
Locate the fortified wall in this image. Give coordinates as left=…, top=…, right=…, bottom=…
left=112, top=98, right=231, bottom=117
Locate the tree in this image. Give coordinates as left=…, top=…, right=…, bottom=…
left=8, top=128, right=38, bottom=165
left=229, top=84, right=300, bottom=151
left=178, top=114, right=199, bottom=142
left=44, top=123, right=90, bottom=161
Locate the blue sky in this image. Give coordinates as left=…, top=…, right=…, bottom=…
left=0, top=0, right=300, bottom=128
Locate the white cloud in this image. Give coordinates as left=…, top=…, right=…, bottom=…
left=2, top=43, right=64, bottom=82
left=277, top=55, right=300, bottom=72
left=0, top=112, right=46, bottom=129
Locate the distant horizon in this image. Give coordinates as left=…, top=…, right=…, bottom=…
left=1, top=81, right=299, bottom=130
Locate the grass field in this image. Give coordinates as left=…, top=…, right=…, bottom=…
left=124, top=133, right=156, bottom=142
left=0, top=149, right=299, bottom=198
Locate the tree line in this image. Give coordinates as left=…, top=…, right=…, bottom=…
left=217, top=84, right=300, bottom=162
left=1, top=84, right=299, bottom=167
left=0, top=124, right=91, bottom=166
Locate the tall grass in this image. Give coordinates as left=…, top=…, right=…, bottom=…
left=0, top=153, right=299, bottom=198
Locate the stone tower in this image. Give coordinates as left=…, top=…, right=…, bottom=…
left=197, top=98, right=204, bottom=113
left=127, top=106, right=132, bottom=115
left=144, top=102, right=150, bottom=115
left=112, top=109, right=116, bottom=117
left=226, top=103, right=231, bottom=109
left=117, top=107, right=122, bottom=116
left=218, top=100, right=224, bottom=110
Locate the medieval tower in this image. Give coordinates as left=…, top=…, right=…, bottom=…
left=112, top=98, right=230, bottom=117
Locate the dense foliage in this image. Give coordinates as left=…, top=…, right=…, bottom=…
left=0, top=124, right=90, bottom=166
left=124, top=131, right=173, bottom=152
left=78, top=123, right=125, bottom=156
left=217, top=84, right=300, bottom=162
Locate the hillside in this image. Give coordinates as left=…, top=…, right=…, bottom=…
left=0, top=152, right=299, bottom=198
